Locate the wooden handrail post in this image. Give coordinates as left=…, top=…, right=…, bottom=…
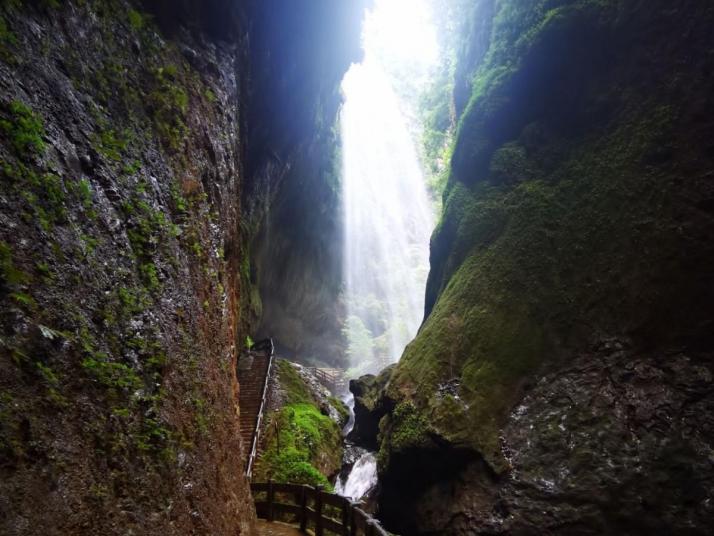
left=267, top=479, right=274, bottom=522
left=341, top=498, right=350, bottom=536
left=249, top=482, right=389, bottom=535
left=315, top=485, right=324, bottom=536
left=350, top=501, right=359, bottom=536
left=299, top=486, right=308, bottom=533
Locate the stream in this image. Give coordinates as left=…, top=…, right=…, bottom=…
left=334, top=393, right=378, bottom=502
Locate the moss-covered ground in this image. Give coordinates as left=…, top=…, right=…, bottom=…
left=253, top=360, right=343, bottom=488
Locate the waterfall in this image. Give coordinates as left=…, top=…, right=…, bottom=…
left=334, top=452, right=378, bottom=501
left=342, top=392, right=356, bottom=436
left=337, top=0, right=438, bottom=501
left=341, top=57, right=435, bottom=373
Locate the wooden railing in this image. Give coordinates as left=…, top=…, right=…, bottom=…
left=251, top=481, right=390, bottom=536
left=306, top=367, right=347, bottom=394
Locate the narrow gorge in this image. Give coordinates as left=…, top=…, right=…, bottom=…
left=1, top=1, right=713, bottom=535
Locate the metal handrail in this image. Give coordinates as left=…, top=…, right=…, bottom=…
left=245, top=339, right=274, bottom=478
left=306, top=367, right=347, bottom=393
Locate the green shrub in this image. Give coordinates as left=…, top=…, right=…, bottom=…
left=0, top=15, right=17, bottom=62
left=121, top=186, right=175, bottom=290
left=0, top=241, right=28, bottom=288
left=127, top=9, right=145, bottom=30
left=255, top=395, right=342, bottom=488
left=263, top=448, right=330, bottom=488
left=149, top=66, right=189, bottom=151
left=93, top=128, right=129, bottom=161
left=0, top=100, right=45, bottom=157
left=81, top=353, right=142, bottom=391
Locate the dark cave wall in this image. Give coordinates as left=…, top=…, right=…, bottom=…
left=245, top=0, right=369, bottom=367
left=252, top=136, right=345, bottom=366
left=371, top=1, right=714, bottom=534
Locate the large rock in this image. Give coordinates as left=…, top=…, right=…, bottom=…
left=377, top=0, right=714, bottom=534
left=348, top=365, right=396, bottom=451
left=380, top=341, right=714, bottom=534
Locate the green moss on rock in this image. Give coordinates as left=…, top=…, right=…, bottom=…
left=0, top=100, right=45, bottom=157
left=254, top=360, right=344, bottom=487
left=384, top=0, right=714, bottom=474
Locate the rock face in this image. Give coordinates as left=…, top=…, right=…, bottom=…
left=373, top=1, right=714, bottom=534
left=0, top=0, right=363, bottom=534
left=0, top=1, right=255, bottom=533
left=247, top=0, right=369, bottom=368
left=380, top=341, right=714, bottom=535
left=494, top=343, right=714, bottom=535
left=348, top=366, right=395, bottom=451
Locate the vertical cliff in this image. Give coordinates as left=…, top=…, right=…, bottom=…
left=247, top=0, right=368, bottom=368
left=0, top=0, right=365, bottom=534
left=0, top=1, right=256, bottom=533
left=372, top=1, right=714, bottom=534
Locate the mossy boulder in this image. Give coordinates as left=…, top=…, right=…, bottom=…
left=254, top=360, right=344, bottom=487
left=377, top=0, right=714, bottom=533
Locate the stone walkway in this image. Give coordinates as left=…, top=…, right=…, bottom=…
left=256, top=519, right=304, bottom=535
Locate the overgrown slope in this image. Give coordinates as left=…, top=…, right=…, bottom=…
left=253, top=360, right=345, bottom=488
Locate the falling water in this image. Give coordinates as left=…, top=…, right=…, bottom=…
left=337, top=0, right=437, bottom=500
left=342, top=392, right=356, bottom=436
left=334, top=452, right=378, bottom=501
left=341, top=54, right=435, bottom=373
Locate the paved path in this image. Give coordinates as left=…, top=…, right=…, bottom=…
left=256, top=519, right=304, bottom=535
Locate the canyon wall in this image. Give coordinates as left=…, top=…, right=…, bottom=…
left=372, top=1, right=714, bottom=534
left=0, top=1, right=254, bottom=532
left=0, top=0, right=363, bottom=533
left=248, top=0, right=368, bottom=368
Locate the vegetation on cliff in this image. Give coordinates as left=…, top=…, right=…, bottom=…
left=253, top=360, right=344, bottom=489
left=385, top=0, right=714, bottom=468
left=372, top=0, right=714, bottom=533
left=0, top=1, right=260, bottom=531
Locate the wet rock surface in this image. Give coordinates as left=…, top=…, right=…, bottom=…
left=0, top=1, right=256, bottom=533
left=342, top=442, right=370, bottom=468
left=0, top=0, right=364, bottom=534
left=378, top=343, right=714, bottom=535
left=347, top=365, right=395, bottom=450
left=494, top=345, right=714, bottom=535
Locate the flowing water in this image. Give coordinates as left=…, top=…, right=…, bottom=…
left=342, top=392, right=356, bottom=436
left=337, top=0, right=437, bottom=500
left=341, top=58, right=435, bottom=374
left=334, top=451, right=379, bottom=501
left=335, top=393, right=379, bottom=501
